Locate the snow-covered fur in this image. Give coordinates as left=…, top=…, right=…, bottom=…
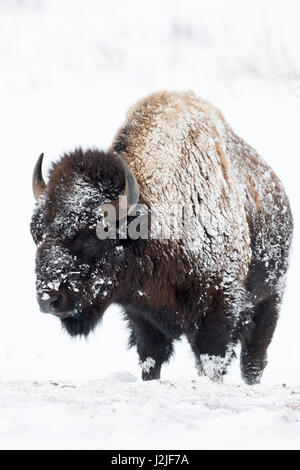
left=31, top=91, right=293, bottom=384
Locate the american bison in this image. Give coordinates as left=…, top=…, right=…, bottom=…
left=31, top=91, right=293, bottom=383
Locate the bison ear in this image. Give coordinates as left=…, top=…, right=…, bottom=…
left=32, top=153, right=46, bottom=200
left=100, top=153, right=139, bottom=222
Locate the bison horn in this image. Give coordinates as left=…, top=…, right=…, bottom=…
left=102, top=154, right=140, bottom=222
left=32, top=153, right=46, bottom=199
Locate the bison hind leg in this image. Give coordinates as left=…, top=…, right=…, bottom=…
left=240, top=294, right=281, bottom=385
left=196, top=349, right=236, bottom=383
left=187, top=322, right=237, bottom=383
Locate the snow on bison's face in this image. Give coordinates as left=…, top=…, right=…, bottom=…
left=30, top=148, right=140, bottom=337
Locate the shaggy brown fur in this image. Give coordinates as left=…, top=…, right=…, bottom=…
left=31, top=91, right=293, bottom=383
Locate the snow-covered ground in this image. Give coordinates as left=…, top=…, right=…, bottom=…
left=2, top=377, right=300, bottom=450
left=0, top=0, right=300, bottom=450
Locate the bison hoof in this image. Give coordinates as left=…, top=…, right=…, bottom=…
left=241, top=357, right=266, bottom=385
left=196, top=353, right=231, bottom=383
left=142, top=371, right=160, bottom=381
left=141, top=357, right=161, bottom=381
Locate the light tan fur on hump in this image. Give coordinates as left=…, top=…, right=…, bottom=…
left=110, top=90, right=251, bottom=278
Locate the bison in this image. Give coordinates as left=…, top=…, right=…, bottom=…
left=31, top=91, right=293, bottom=384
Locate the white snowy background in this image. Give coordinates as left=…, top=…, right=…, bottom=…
left=0, top=0, right=300, bottom=450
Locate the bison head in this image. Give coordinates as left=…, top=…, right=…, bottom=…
left=30, top=148, right=140, bottom=337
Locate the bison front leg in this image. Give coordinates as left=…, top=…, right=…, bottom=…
left=127, top=315, right=174, bottom=381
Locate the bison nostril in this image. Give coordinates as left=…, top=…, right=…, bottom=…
left=48, top=295, right=62, bottom=313
left=38, top=291, right=74, bottom=318
left=38, top=294, right=60, bottom=314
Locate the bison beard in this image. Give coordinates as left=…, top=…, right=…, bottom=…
left=61, top=310, right=99, bottom=337
left=31, top=91, right=293, bottom=384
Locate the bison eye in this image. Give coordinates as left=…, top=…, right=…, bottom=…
left=69, top=231, right=100, bottom=256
